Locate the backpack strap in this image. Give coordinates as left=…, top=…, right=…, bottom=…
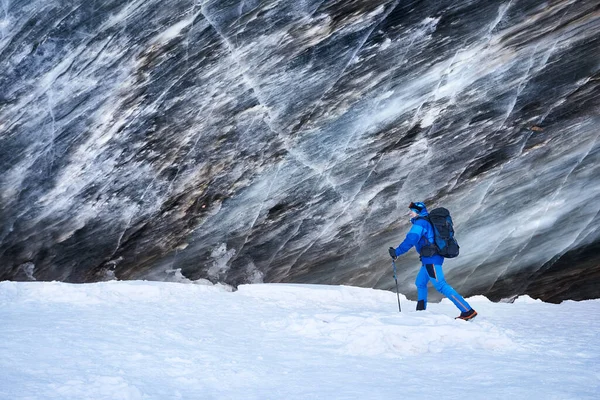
left=415, top=216, right=436, bottom=248
left=425, top=216, right=436, bottom=246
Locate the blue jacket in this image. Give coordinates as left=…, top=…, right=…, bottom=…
left=394, top=209, right=444, bottom=265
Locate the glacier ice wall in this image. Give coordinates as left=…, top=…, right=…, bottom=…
left=0, top=0, right=599, bottom=302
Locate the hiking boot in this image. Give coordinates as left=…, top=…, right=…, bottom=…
left=456, top=309, right=477, bottom=321
left=416, top=300, right=426, bottom=311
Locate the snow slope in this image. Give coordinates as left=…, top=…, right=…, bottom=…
left=1, top=281, right=599, bottom=399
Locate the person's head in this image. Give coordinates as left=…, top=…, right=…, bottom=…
left=408, top=201, right=428, bottom=217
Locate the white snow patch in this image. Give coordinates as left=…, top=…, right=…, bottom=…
left=207, top=243, right=236, bottom=279
left=420, top=106, right=441, bottom=127
left=513, top=295, right=544, bottom=304
left=1, top=281, right=599, bottom=399
left=151, top=11, right=202, bottom=44
left=379, top=37, right=392, bottom=50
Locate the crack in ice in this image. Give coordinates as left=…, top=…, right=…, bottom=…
left=200, top=4, right=277, bottom=130
left=292, top=0, right=402, bottom=134
left=228, top=162, right=284, bottom=268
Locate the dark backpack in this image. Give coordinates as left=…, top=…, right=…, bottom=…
left=419, top=207, right=460, bottom=258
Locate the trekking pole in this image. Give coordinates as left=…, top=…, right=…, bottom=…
left=392, top=260, right=401, bottom=312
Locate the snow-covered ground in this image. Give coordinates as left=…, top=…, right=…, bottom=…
left=1, top=281, right=599, bottom=399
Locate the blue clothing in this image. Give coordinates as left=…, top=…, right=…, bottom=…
left=415, top=264, right=472, bottom=312
left=393, top=210, right=443, bottom=265
left=393, top=204, right=471, bottom=312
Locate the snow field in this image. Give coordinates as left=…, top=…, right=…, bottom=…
left=1, top=281, right=599, bottom=399
left=241, top=284, right=514, bottom=357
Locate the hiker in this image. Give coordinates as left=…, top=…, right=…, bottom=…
left=388, top=202, right=477, bottom=320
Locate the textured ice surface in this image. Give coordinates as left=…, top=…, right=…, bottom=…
left=0, top=1, right=599, bottom=301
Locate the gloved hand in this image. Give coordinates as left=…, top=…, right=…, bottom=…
left=388, top=247, right=397, bottom=260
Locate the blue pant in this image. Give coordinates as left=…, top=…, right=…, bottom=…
left=415, top=264, right=472, bottom=312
